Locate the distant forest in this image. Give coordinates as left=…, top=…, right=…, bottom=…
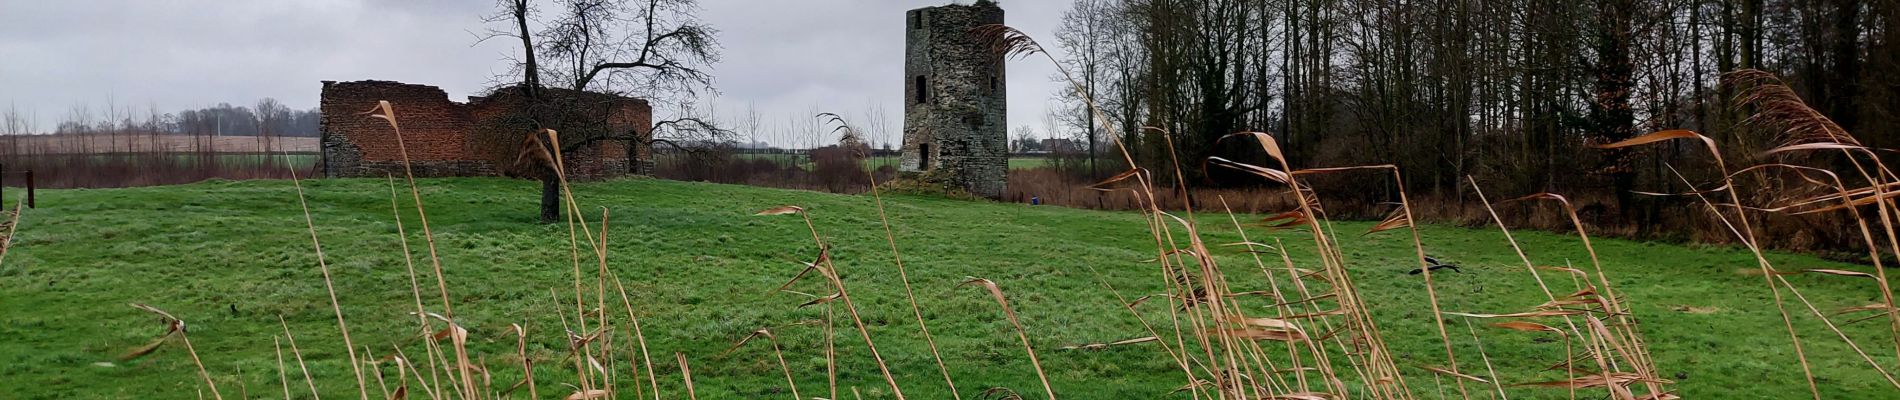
left=3, top=99, right=319, bottom=137
left=1045, top=0, right=1896, bottom=220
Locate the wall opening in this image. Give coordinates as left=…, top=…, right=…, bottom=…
left=918, top=143, right=932, bottom=170
left=914, top=76, right=929, bottom=105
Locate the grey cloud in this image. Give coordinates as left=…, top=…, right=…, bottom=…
left=1, top=0, right=1069, bottom=147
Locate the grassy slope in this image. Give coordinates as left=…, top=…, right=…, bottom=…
left=0, top=177, right=1891, bottom=399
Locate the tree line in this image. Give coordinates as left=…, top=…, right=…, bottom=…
left=5, top=99, right=319, bottom=137
left=1048, top=0, right=1895, bottom=227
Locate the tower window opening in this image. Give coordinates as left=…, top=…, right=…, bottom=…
left=918, top=143, right=932, bottom=170
left=914, top=76, right=929, bottom=105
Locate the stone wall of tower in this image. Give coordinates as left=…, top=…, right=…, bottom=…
left=901, top=2, right=1007, bottom=198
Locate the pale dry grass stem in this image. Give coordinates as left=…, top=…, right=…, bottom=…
left=0, top=197, right=22, bottom=268
left=284, top=156, right=369, bottom=400
left=821, top=112, right=963, bottom=399
left=960, top=277, right=1057, bottom=400
left=366, top=101, right=475, bottom=399
left=755, top=205, right=908, bottom=399
left=720, top=328, right=800, bottom=399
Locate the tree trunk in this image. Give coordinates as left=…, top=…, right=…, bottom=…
left=540, top=177, right=561, bottom=224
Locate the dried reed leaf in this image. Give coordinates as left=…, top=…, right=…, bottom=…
left=1280, top=309, right=1348, bottom=319
left=1804, top=269, right=1877, bottom=278
left=1634, top=392, right=1682, bottom=400
left=1490, top=321, right=1562, bottom=333
left=1207, top=156, right=1292, bottom=184
left=1060, top=336, right=1158, bottom=350
left=1513, top=372, right=1657, bottom=389
left=1258, top=210, right=1309, bottom=230
left=120, top=336, right=173, bottom=361
left=565, top=389, right=608, bottom=400
left=1765, top=142, right=1869, bottom=155
left=1216, top=132, right=1288, bottom=165
left=1738, top=268, right=1876, bottom=279
left=1263, top=393, right=1334, bottom=400
left=1292, top=164, right=1398, bottom=176
left=1364, top=207, right=1410, bottom=235
left=1213, top=328, right=1308, bottom=342
left=1835, top=303, right=1894, bottom=315
left=1087, top=168, right=1144, bottom=192
left=1421, top=365, right=1490, bottom=383
left=798, top=293, right=843, bottom=308
left=1446, top=310, right=1587, bottom=318
left=754, top=205, right=805, bottom=216
left=1590, top=130, right=1718, bottom=157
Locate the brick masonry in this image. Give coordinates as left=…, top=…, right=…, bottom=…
left=319, top=80, right=651, bottom=180
left=901, top=2, right=1008, bottom=199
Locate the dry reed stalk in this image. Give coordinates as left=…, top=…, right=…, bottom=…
left=961, top=277, right=1057, bottom=400
left=823, top=113, right=963, bottom=399
left=1219, top=198, right=1331, bottom=397
left=283, top=159, right=369, bottom=400
left=392, top=346, right=440, bottom=400
left=1596, top=131, right=1816, bottom=398
left=1772, top=274, right=1900, bottom=388
left=721, top=328, right=801, bottom=399
left=1385, top=167, right=1471, bottom=398
left=364, top=348, right=390, bottom=399
left=514, top=324, right=538, bottom=400
left=826, top=303, right=839, bottom=400
left=1729, top=70, right=1900, bottom=363
left=0, top=198, right=21, bottom=267
left=756, top=206, right=907, bottom=399
left=279, top=316, right=320, bottom=400
left=1465, top=178, right=1608, bottom=400
left=1730, top=162, right=1900, bottom=368
left=981, top=25, right=1274, bottom=398
left=677, top=353, right=698, bottom=400
left=1462, top=319, right=1508, bottom=400
left=274, top=338, right=291, bottom=400
left=365, top=101, right=475, bottom=399
left=534, top=129, right=601, bottom=398
left=532, top=128, right=630, bottom=399
left=608, top=270, right=662, bottom=400
left=1495, top=192, right=1663, bottom=398
left=127, top=304, right=223, bottom=400
left=386, top=175, right=432, bottom=336
left=1079, top=263, right=1199, bottom=389
left=1211, top=133, right=1417, bottom=399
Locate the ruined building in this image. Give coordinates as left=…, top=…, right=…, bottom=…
left=318, top=80, right=651, bottom=179
left=901, top=2, right=1007, bottom=198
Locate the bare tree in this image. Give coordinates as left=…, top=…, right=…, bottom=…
left=487, top=0, right=722, bottom=223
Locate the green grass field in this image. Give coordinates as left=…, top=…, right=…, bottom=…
left=0, top=177, right=1891, bottom=399
left=1008, top=157, right=1051, bottom=170
left=673, top=154, right=1049, bottom=171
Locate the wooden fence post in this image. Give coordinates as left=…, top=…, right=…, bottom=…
left=26, top=169, right=34, bottom=209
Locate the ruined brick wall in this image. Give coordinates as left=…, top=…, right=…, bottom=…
left=901, top=2, right=1008, bottom=199
left=320, top=80, right=650, bottom=179
left=320, top=80, right=488, bottom=177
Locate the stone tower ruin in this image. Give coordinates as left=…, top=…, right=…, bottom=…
left=901, top=1, right=1007, bottom=198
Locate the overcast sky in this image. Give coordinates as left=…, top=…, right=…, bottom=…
left=0, top=0, right=1070, bottom=147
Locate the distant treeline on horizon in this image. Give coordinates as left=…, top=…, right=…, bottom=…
left=2, top=99, right=318, bottom=137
